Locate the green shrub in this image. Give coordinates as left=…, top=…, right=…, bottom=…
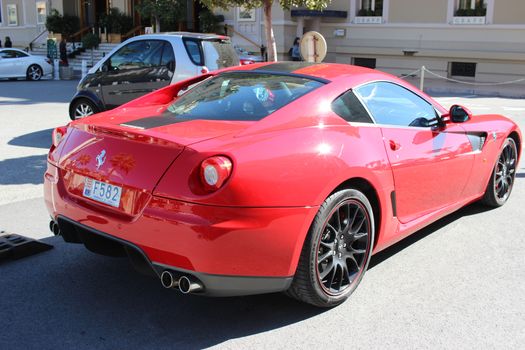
left=82, top=32, right=99, bottom=50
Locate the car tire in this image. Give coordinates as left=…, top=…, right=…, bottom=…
left=26, top=64, right=43, bottom=81
left=286, top=188, right=375, bottom=307
left=70, top=98, right=98, bottom=120
left=481, top=137, right=518, bottom=207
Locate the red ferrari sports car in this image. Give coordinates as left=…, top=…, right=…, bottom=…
left=44, top=62, right=521, bottom=307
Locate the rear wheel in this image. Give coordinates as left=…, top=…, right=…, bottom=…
left=70, top=98, right=98, bottom=120
left=287, top=189, right=374, bottom=307
left=481, top=137, right=518, bottom=207
left=26, top=64, right=43, bottom=81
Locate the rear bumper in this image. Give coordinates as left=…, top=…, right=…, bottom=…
left=44, top=162, right=318, bottom=293
left=55, top=215, right=292, bottom=296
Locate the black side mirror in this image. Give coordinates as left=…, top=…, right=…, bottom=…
left=449, top=104, right=472, bottom=123
left=101, top=62, right=109, bottom=72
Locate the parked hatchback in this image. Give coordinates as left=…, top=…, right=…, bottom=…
left=69, top=32, right=239, bottom=119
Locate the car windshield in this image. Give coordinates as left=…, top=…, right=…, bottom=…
left=165, top=72, right=324, bottom=121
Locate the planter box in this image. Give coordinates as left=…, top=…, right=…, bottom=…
left=354, top=16, right=383, bottom=24
left=59, top=66, right=74, bottom=80
left=109, top=33, right=122, bottom=43
left=48, top=33, right=62, bottom=41
left=452, top=16, right=486, bottom=25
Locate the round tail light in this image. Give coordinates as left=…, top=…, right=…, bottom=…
left=200, top=156, right=233, bottom=192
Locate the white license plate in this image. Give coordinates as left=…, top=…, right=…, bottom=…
left=83, top=177, right=122, bottom=207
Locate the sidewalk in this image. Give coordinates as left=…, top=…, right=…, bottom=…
left=403, top=77, right=525, bottom=99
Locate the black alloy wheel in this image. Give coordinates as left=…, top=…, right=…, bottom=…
left=482, top=137, right=518, bottom=207
left=316, top=199, right=371, bottom=295
left=287, top=189, right=374, bottom=307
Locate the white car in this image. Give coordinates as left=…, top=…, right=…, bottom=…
left=0, top=48, right=53, bottom=81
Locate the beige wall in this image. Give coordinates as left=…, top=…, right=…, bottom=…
left=389, top=0, right=448, bottom=23
left=493, top=0, right=525, bottom=24
left=326, top=0, right=350, bottom=12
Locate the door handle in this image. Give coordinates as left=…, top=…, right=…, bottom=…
left=389, top=140, right=401, bottom=151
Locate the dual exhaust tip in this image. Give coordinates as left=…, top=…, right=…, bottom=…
left=49, top=220, right=60, bottom=236
left=160, top=270, right=203, bottom=294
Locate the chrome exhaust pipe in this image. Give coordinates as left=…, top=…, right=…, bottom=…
left=52, top=222, right=60, bottom=236
left=178, top=275, right=203, bottom=294
left=49, top=220, right=60, bottom=236
left=160, top=270, right=179, bottom=289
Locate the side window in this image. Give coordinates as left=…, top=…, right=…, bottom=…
left=160, top=42, right=175, bottom=71
left=332, top=90, right=373, bottom=123
left=15, top=51, right=28, bottom=57
left=107, top=40, right=164, bottom=71
left=183, top=39, right=203, bottom=65
left=1, top=50, right=17, bottom=58
left=354, top=82, right=436, bottom=127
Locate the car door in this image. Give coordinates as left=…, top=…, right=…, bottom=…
left=354, top=82, right=475, bottom=223
left=0, top=50, right=23, bottom=77
left=99, top=40, right=174, bottom=109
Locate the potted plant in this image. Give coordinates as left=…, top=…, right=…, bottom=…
left=82, top=32, right=100, bottom=67
left=46, top=9, right=63, bottom=41
left=100, top=8, right=133, bottom=43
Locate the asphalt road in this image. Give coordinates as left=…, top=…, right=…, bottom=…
left=1, top=80, right=524, bottom=349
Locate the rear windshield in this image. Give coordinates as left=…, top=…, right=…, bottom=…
left=165, top=72, right=324, bottom=121
left=202, top=39, right=240, bottom=69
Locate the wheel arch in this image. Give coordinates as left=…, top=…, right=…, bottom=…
left=69, top=92, right=105, bottom=119
left=330, top=177, right=382, bottom=248
left=508, top=130, right=521, bottom=160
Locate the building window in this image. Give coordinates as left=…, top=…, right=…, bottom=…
left=7, top=4, right=17, bottom=26
left=450, top=62, right=476, bottom=77
left=358, top=0, right=383, bottom=16
left=36, top=1, right=47, bottom=25
left=353, top=57, right=376, bottom=69
left=456, top=0, right=487, bottom=16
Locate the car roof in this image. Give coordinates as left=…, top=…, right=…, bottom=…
left=0, top=48, right=27, bottom=53
left=221, top=62, right=385, bottom=83
left=131, top=32, right=229, bottom=41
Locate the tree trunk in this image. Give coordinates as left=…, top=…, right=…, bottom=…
left=155, top=15, right=161, bottom=33
left=263, top=0, right=277, bottom=62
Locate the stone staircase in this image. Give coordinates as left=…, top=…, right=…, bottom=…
left=30, top=43, right=119, bottom=78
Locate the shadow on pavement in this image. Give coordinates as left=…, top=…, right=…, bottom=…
left=8, top=128, right=53, bottom=149
left=0, top=200, right=502, bottom=349
left=0, top=80, right=78, bottom=105
left=0, top=154, right=46, bottom=185
left=369, top=202, right=492, bottom=269
left=0, top=238, right=325, bottom=349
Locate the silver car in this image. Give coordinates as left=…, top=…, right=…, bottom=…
left=69, top=32, right=239, bottom=119
left=0, top=48, right=53, bottom=81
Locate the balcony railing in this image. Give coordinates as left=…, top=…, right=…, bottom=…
left=452, top=16, right=486, bottom=25
left=354, top=16, right=383, bottom=24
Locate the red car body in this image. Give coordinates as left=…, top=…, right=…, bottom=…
left=44, top=62, right=522, bottom=299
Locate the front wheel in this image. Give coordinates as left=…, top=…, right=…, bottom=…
left=69, top=98, right=98, bottom=120
left=26, top=64, right=43, bottom=81
left=287, top=189, right=375, bottom=307
left=481, top=137, right=518, bottom=207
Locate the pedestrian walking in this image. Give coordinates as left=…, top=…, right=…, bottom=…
left=4, top=36, right=12, bottom=48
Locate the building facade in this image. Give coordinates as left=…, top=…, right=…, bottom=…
left=220, top=0, right=525, bottom=82
left=0, top=0, right=138, bottom=47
